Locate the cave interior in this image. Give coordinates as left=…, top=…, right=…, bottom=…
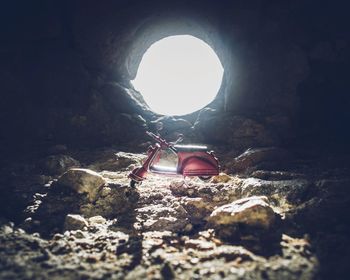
left=0, top=0, right=349, bottom=279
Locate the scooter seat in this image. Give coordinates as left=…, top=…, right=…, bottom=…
left=174, top=144, right=208, bottom=152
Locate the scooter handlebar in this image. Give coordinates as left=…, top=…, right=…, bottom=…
left=146, top=131, right=173, bottom=148
left=146, top=131, right=163, bottom=143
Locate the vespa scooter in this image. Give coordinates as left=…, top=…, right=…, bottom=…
left=128, top=131, right=219, bottom=187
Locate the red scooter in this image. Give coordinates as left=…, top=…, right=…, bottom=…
left=129, top=131, right=219, bottom=187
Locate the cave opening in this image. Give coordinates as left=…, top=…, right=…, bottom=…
left=131, top=35, right=224, bottom=116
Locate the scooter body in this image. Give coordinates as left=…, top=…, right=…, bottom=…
left=129, top=131, right=219, bottom=185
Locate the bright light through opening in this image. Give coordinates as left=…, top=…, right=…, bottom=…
left=132, top=35, right=224, bottom=116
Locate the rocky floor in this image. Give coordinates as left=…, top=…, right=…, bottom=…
left=0, top=146, right=349, bottom=279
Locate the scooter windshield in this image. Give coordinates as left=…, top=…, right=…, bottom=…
left=150, top=147, right=178, bottom=173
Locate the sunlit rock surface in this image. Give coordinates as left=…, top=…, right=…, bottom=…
left=64, top=214, right=88, bottom=231
left=0, top=1, right=349, bottom=279
left=1, top=148, right=348, bottom=279
left=208, top=196, right=278, bottom=229
left=57, top=168, right=106, bottom=202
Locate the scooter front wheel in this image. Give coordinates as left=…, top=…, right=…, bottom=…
left=198, top=176, right=212, bottom=182
left=130, top=179, right=142, bottom=188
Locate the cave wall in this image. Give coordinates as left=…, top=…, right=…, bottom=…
left=1, top=0, right=349, bottom=157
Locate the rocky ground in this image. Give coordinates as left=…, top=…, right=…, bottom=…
left=0, top=146, right=349, bottom=279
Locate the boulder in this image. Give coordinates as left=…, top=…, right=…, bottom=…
left=81, top=183, right=139, bottom=218
left=57, top=168, right=106, bottom=202
left=212, top=173, right=231, bottom=183
left=64, top=214, right=88, bottom=231
left=101, top=82, right=151, bottom=115
left=229, top=147, right=292, bottom=173
left=88, top=151, right=145, bottom=172
left=149, top=116, right=196, bottom=141
left=181, top=197, right=215, bottom=225
left=88, top=215, right=107, bottom=226
left=137, top=203, right=189, bottom=232
left=239, top=178, right=311, bottom=206
left=208, top=196, right=276, bottom=229
left=193, top=109, right=277, bottom=149
left=251, top=170, right=304, bottom=180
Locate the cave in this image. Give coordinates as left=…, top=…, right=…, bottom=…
left=0, top=1, right=349, bottom=279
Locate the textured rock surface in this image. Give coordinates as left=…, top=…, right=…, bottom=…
left=208, top=196, right=277, bottom=229
left=64, top=214, right=88, bottom=231
left=0, top=149, right=349, bottom=279
left=40, top=154, right=80, bottom=175
left=57, top=168, right=106, bottom=202
left=194, top=110, right=277, bottom=149
left=230, top=147, right=292, bottom=173
left=0, top=1, right=349, bottom=279
left=88, top=151, right=146, bottom=172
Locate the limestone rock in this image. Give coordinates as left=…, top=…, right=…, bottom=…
left=88, top=151, right=145, bottom=171
left=57, top=168, right=106, bottom=202
left=194, top=110, right=276, bottom=149
left=239, top=178, right=311, bottom=206
left=251, top=170, right=304, bottom=180
left=101, top=82, right=151, bottom=115
left=88, top=215, right=107, bottom=226
left=181, top=197, right=215, bottom=224
left=81, top=183, right=139, bottom=218
left=208, top=196, right=276, bottom=229
left=230, top=147, right=292, bottom=173
left=149, top=116, right=195, bottom=142
left=64, top=214, right=88, bottom=231
left=212, top=173, right=231, bottom=183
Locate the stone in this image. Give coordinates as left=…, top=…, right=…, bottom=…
left=149, top=116, right=195, bottom=141
left=57, top=168, right=106, bottom=202
left=239, top=178, right=311, bottom=206
left=101, top=82, right=151, bottom=115
left=251, top=170, right=304, bottom=180
left=1, top=224, right=14, bottom=235
left=88, top=216, right=107, bottom=226
left=137, top=203, right=189, bottom=232
left=212, top=173, right=231, bottom=183
left=41, top=155, right=80, bottom=175
left=181, top=197, right=214, bottom=224
left=64, top=214, right=88, bottom=231
left=193, top=109, right=276, bottom=149
left=230, top=147, right=292, bottom=173
left=88, top=151, right=145, bottom=172
left=83, top=183, right=139, bottom=218
left=208, top=196, right=276, bottom=229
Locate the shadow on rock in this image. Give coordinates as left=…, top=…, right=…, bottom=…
left=284, top=179, right=350, bottom=280
left=114, top=208, right=143, bottom=270
left=207, top=195, right=284, bottom=256
left=24, top=184, right=84, bottom=237
left=215, top=221, right=283, bottom=257
left=23, top=168, right=140, bottom=238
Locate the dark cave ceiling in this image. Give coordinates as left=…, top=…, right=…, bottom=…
left=0, top=0, right=349, bottom=154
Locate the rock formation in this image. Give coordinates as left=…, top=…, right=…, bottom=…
left=0, top=1, right=349, bottom=279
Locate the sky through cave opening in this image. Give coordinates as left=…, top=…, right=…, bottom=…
left=132, top=35, right=224, bottom=116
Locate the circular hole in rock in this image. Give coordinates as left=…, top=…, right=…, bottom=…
left=132, top=35, right=224, bottom=116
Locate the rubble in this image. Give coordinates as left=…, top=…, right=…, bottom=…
left=208, top=196, right=278, bottom=229
left=64, top=214, right=88, bottom=231
left=56, top=168, right=106, bottom=202
left=1, top=150, right=347, bottom=280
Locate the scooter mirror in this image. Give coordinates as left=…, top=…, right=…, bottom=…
left=175, top=134, right=183, bottom=144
